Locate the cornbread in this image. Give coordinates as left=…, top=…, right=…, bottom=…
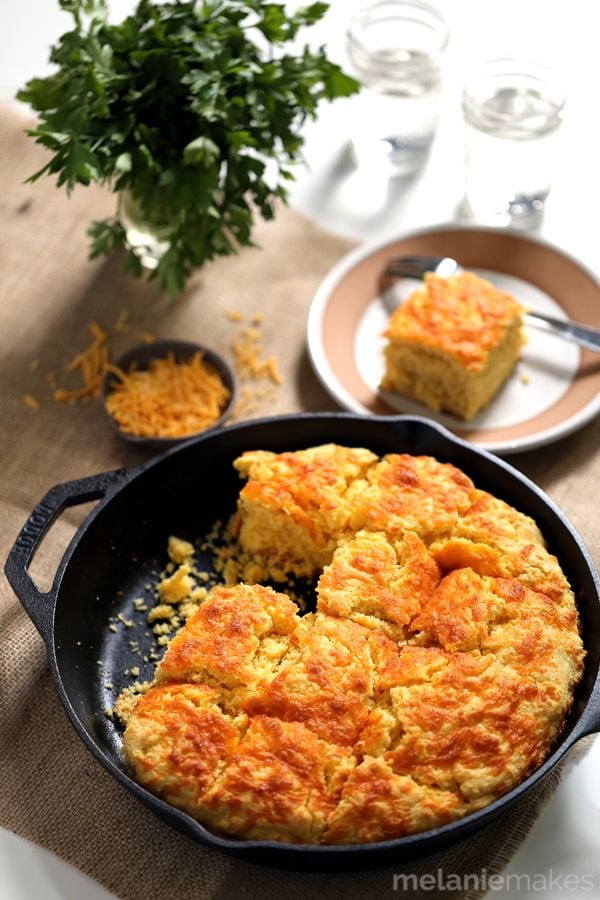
left=123, top=444, right=584, bottom=845
left=229, top=445, right=473, bottom=583
left=381, top=270, right=525, bottom=420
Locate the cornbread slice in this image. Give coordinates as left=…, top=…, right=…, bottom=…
left=435, top=488, right=572, bottom=602
left=155, top=583, right=298, bottom=691
left=381, top=271, right=525, bottom=420
left=243, top=612, right=375, bottom=746
left=200, top=716, right=354, bottom=843
left=354, top=452, right=476, bottom=544
left=230, top=444, right=377, bottom=581
left=123, top=682, right=241, bottom=815
left=324, top=756, right=464, bottom=844
left=317, top=530, right=440, bottom=638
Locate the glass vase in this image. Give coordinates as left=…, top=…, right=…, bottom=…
left=118, top=189, right=173, bottom=270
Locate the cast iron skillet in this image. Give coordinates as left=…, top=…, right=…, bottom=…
left=5, top=414, right=600, bottom=872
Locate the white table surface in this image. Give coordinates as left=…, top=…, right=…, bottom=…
left=2, top=2, right=599, bottom=897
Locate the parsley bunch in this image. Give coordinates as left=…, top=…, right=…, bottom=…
left=18, top=0, right=359, bottom=295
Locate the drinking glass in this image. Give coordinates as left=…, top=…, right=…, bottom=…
left=462, top=58, right=566, bottom=226
left=345, top=0, right=449, bottom=174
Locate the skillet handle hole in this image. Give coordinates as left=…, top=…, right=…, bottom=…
left=26, top=500, right=99, bottom=594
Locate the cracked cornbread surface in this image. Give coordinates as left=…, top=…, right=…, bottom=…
left=381, top=270, right=525, bottom=420
left=123, top=444, right=584, bottom=844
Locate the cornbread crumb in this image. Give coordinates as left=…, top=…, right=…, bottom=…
left=226, top=311, right=282, bottom=420
left=158, top=562, right=196, bottom=604
left=167, top=535, right=194, bottom=565
left=148, top=604, right=178, bottom=623
left=231, top=322, right=281, bottom=385
left=113, top=680, right=152, bottom=724
left=175, top=600, right=198, bottom=621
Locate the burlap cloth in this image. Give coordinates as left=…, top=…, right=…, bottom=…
left=1, top=102, right=598, bottom=899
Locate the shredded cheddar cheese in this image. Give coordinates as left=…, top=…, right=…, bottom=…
left=135, top=331, right=157, bottom=345
left=54, top=321, right=109, bottom=402
left=232, top=326, right=281, bottom=385
left=27, top=303, right=281, bottom=425
left=114, top=310, right=130, bottom=332
left=23, top=393, right=39, bottom=411
left=105, top=352, right=230, bottom=438
left=223, top=310, right=282, bottom=421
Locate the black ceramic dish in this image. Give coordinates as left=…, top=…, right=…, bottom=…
left=102, top=339, right=237, bottom=451
left=5, top=414, right=600, bottom=872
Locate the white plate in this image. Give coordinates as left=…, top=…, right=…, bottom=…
left=308, top=224, right=600, bottom=454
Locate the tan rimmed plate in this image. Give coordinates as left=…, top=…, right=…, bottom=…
left=307, top=224, right=600, bottom=455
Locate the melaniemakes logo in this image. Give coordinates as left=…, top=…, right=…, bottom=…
left=392, top=869, right=597, bottom=893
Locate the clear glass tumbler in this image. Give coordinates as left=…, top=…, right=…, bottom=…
left=462, top=58, right=566, bottom=227
left=345, top=0, right=449, bottom=174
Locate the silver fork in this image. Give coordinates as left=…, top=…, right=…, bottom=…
left=379, top=255, right=600, bottom=353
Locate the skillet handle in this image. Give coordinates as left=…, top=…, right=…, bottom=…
left=4, top=468, right=130, bottom=643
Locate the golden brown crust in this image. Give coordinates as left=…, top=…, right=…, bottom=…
left=380, top=271, right=525, bottom=420
left=384, top=271, right=523, bottom=371
left=317, top=530, right=440, bottom=637
left=357, top=454, right=477, bottom=543
left=156, top=584, right=298, bottom=689
left=230, top=444, right=377, bottom=580
left=324, top=757, right=463, bottom=844
left=231, top=449, right=478, bottom=583
left=243, top=613, right=375, bottom=746
left=123, top=445, right=585, bottom=845
left=201, top=716, right=354, bottom=843
left=383, top=650, right=563, bottom=802
left=123, top=682, right=241, bottom=811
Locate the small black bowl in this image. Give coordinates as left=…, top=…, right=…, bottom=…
left=102, top=339, right=237, bottom=451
